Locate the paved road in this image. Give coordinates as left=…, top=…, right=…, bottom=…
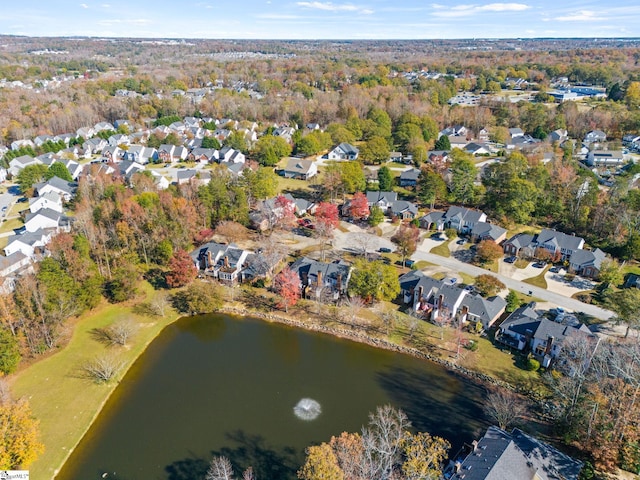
left=411, top=249, right=614, bottom=321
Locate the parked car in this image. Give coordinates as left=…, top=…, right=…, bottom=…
left=463, top=285, right=475, bottom=292
left=549, top=266, right=561, bottom=273
left=378, top=247, right=392, bottom=253
left=504, top=256, right=517, bottom=264
left=405, top=260, right=415, bottom=267
left=449, top=277, right=458, bottom=285
left=297, top=218, right=311, bottom=227
left=532, top=262, right=546, bottom=268
left=456, top=238, right=466, bottom=245
left=430, top=233, right=444, bottom=241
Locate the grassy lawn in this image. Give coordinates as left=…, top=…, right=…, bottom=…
left=430, top=239, right=452, bottom=257
left=0, top=217, right=24, bottom=234
left=9, top=201, right=30, bottom=215
left=523, top=266, right=550, bottom=289
left=459, top=272, right=475, bottom=285
left=0, top=236, right=7, bottom=251
left=413, top=260, right=435, bottom=270
left=514, top=258, right=529, bottom=269
left=10, top=283, right=180, bottom=480
left=511, top=289, right=545, bottom=304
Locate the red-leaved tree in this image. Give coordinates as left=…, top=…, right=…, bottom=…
left=273, top=195, right=297, bottom=231
left=165, top=249, right=198, bottom=288
left=273, top=266, right=300, bottom=312
left=348, top=192, right=370, bottom=221
left=315, top=202, right=340, bottom=260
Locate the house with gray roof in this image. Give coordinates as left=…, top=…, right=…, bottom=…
left=34, top=176, right=78, bottom=201
left=0, top=252, right=31, bottom=287
left=327, top=142, right=359, bottom=161
left=450, top=426, right=583, bottom=480
left=399, top=271, right=505, bottom=328
left=190, top=241, right=251, bottom=284
left=569, top=248, right=606, bottom=279
left=389, top=201, right=418, bottom=220
left=83, top=137, right=107, bottom=155
left=366, top=191, right=398, bottom=209
left=584, top=130, right=606, bottom=144
left=289, top=257, right=351, bottom=301
left=8, top=155, right=40, bottom=177
left=4, top=229, right=52, bottom=258
left=23, top=208, right=70, bottom=233
left=497, top=304, right=595, bottom=367
left=29, top=192, right=63, bottom=214
left=420, top=206, right=487, bottom=234
left=188, top=147, right=219, bottom=163
left=124, top=145, right=158, bottom=165
left=399, top=168, right=420, bottom=187
left=282, top=158, right=318, bottom=180
left=585, top=150, right=624, bottom=167
left=503, top=229, right=584, bottom=261
left=470, top=222, right=507, bottom=244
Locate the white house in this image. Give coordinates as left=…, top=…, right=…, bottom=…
left=8, top=155, right=40, bottom=177
left=23, top=208, right=69, bottom=233
left=29, top=192, right=63, bottom=214
left=327, top=143, right=359, bottom=160
left=34, top=177, right=77, bottom=201
left=4, top=229, right=52, bottom=258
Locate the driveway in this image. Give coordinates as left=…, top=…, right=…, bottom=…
left=410, top=249, right=614, bottom=321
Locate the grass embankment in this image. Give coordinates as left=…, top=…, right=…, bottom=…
left=0, top=217, right=23, bottom=234
left=10, top=282, right=180, bottom=480
left=429, top=239, right=452, bottom=257
left=523, top=266, right=550, bottom=289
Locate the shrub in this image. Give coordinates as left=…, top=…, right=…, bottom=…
left=526, top=357, right=540, bottom=372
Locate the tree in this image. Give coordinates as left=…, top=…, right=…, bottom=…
left=165, top=249, right=198, bottom=288
left=475, top=240, right=504, bottom=264
left=417, top=166, right=447, bottom=210
left=402, top=432, right=451, bottom=480
left=16, top=164, right=48, bottom=195
left=0, top=327, right=20, bottom=375
left=360, top=136, right=390, bottom=164
left=391, top=224, right=420, bottom=267
left=434, top=135, right=451, bottom=151
left=273, top=195, right=297, bottom=231
left=201, top=136, right=221, bottom=149
left=606, top=288, right=640, bottom=337
left=296, top=134, right=322, bottom=157
left=505, top=290, right=520, bottom=313
left=625, top=81, right=640, bottom=109
left=448, top=150, right=478, bottom=205
left=340, top=161, right=366, bottom=194
left=377, top=166, right=393, bottom=191
left=225, top=130, right=249, bottom=153
left=206, top=456, right=235, bottom=480
left=314, top=202, right=339, bottom=261
left=349, top=259, right=400, bottom=303
left=348, top=192, right=370, bottom=221
left=82, top=354, right=125, bottom=383
left=273, top=267, right=300, bottom=312
left=598, top=259, right=623, bottom=288
left=45, top=162, right=73, bottom=182
left=214, top=221, right=249, bottom=244
left=298, top=443, right=344, bottom=480
left=0, top=399, right=44, bottom=469
left=368, top=205, right=385, bottom=227
left=171, top=281, right=223, bottom=314
left=253, top=134, right=292, bottom=166
left=361, top=405, right=411, bottom=478
left=474, top=274, right=505, bottom=297
left=484, top=389, right=528, bottom=430
left=243, top=167, right=278, bottom=201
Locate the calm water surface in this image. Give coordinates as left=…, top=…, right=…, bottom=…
left=57, top=314, right=489, bottom=480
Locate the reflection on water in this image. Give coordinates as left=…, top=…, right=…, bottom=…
left=57, top=314, right=488, bottom=480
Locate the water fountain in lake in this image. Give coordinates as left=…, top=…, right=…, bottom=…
left=293, top=398, right=322, bottom=421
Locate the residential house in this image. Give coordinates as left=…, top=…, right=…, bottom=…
left=449, top=426, right=583, bottom=480
left=218, top=147, right=245, bottom=164
left=221, top=161, right=245, bottom=177
left=61, top=159, right=83, bottom=180
left=189, top=147, right=219, bottom=163
left=174, top=146, right=189, bottom=162
left=107, top=133, right=130, bottom=147
left=426, top=150, right=449, bottom=170
left=23, top=208, right=69, bottom=233
left=327, top=143, right=359, bottom=161
left=568, top=248, right=606, bottom=279
left=470, top=222, right=507, bottom=244
left=464, top=142, right=491, bottom=156
left=509, top=127, right=525, bottom=139
left=503, top=229, right=584, bottom=261
left=176, top=169, right=211, bottom=186
left=366, top=191, right=397, bottom=210
left=150, top=170, right=170, bottom=190
left=289, top=257, right=351, bottom=301
left=389, top=151, right=403, bottom=163
left=625, top=274, right=640, bottom=289
left=190, top=241, right=252, bottom=284
left=549, top=129, right=568, bottom=144
left=282, top=158, right=318, bottom=180
left=34, top=176, right=77, bottom=201
left=158, top=144, right=176, bottom=163
left=10, top=139, right=35, bottom=151
left=306, top=123, right=321, bottom=131
left=117, top=161, right=146, bottom=182
left=101, top=145, right=122, bottom=163
left=169, top=121, right=186, bottom=133
left=4, top=229, right=52, bottom=258
left=584, top=130, right=606, bottom=144
left=8, top=155, right=40, bottom=177
left=399, top=168, right=420, bottom=187
left=441, top=125, right=468, bottom=137
left=622, top=134, right=640, bottom=146
left=94, top=121, right=114, bottom=132
left=83, top=137, right=107, bottom=155
left=124, top=145, right=158, bottom=164
left=448, top=135, right=468, bottom=149
left=477, top=127, right=490, bottom=143
left=399, top=271, right=505, bottom=329
left=273, top=126, right=296, bottom=143
left=0, top=252, right=31, bottom=283
left=389, top=201, right=419, bottom=220
left=497, top=304, right=595, bottom=367
left=419, top=206, right=487, bottom=234
left=34, top=134, right=55, bottom=147
left=29, top=192, right=63, bottom=214
left=585, top=150, right=624, bottom=167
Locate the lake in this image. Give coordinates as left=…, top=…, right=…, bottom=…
left=57, top=314, right=489, bottom=479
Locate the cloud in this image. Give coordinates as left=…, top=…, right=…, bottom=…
left=555, top=10, right=601, bottom=22
left=431, top=3, right=530, bottom=18
left=80, top=3, right=89, bottom=8
left=296, top=2, right=374, bottom=14
left=98, top=18, right=152, bottom=26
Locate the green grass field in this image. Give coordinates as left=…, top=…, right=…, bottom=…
left=523, top=266, right=550, bottom=289
left=429, top=239, right=452, bottom=257
left=10, top=283, right=180, bottom=480
left=0, top=217, right=24, bottom=234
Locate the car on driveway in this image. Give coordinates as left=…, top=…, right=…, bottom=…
left=549, top=266, right=561, bottom=273
left=430, top=233, right=444, bottom=241
left=463, top=284, right=475, bottom=292
left=532, top=261, right=546, bottom=268
left=405, top=260, right=415, bottom=267
left=504, top=256, right=517, bottom=264
left=378, top=247, right=392, bottom=253
left=456, top=238, right=466, bottom=245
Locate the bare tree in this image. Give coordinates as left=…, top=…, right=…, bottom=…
left=352, top=232, right=375, bottom=257
left=206, top=456, right=235, bottom=480
left=344, top=295, right=366, bottom=325
left=151, top=295, right=170, bottom=317
left=82, top=355, right=124, bottom=383
left=484, top=389, right=528, bottom=430
left=361, top=405, right=411, bottom=479
left=241, top=467, right=255, bottom=480
left=106, top=319, right=138, bottom=346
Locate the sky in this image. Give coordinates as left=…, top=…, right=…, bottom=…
left=2, top=1, right=640, bottom=40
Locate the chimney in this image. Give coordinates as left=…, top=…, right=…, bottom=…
left=207, top=250, right=213, bottom=267
left=316, top=270, right=323, bottom=287
left=224, top=255, right=230, bottom=268
left=438, top=294, right=444, bottom=310
left=471, top=440, right=479, bottom=452
left=454, top=461, right=462, bottom=473
left=545, top=335, right=554, bottom=356
left=336, top=273, right=342, bottom=293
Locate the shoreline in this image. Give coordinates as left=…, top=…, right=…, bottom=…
left=22, top=297, right=513, bottom=479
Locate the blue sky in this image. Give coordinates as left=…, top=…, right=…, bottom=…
left=3, top=1, right=640, bottom=39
